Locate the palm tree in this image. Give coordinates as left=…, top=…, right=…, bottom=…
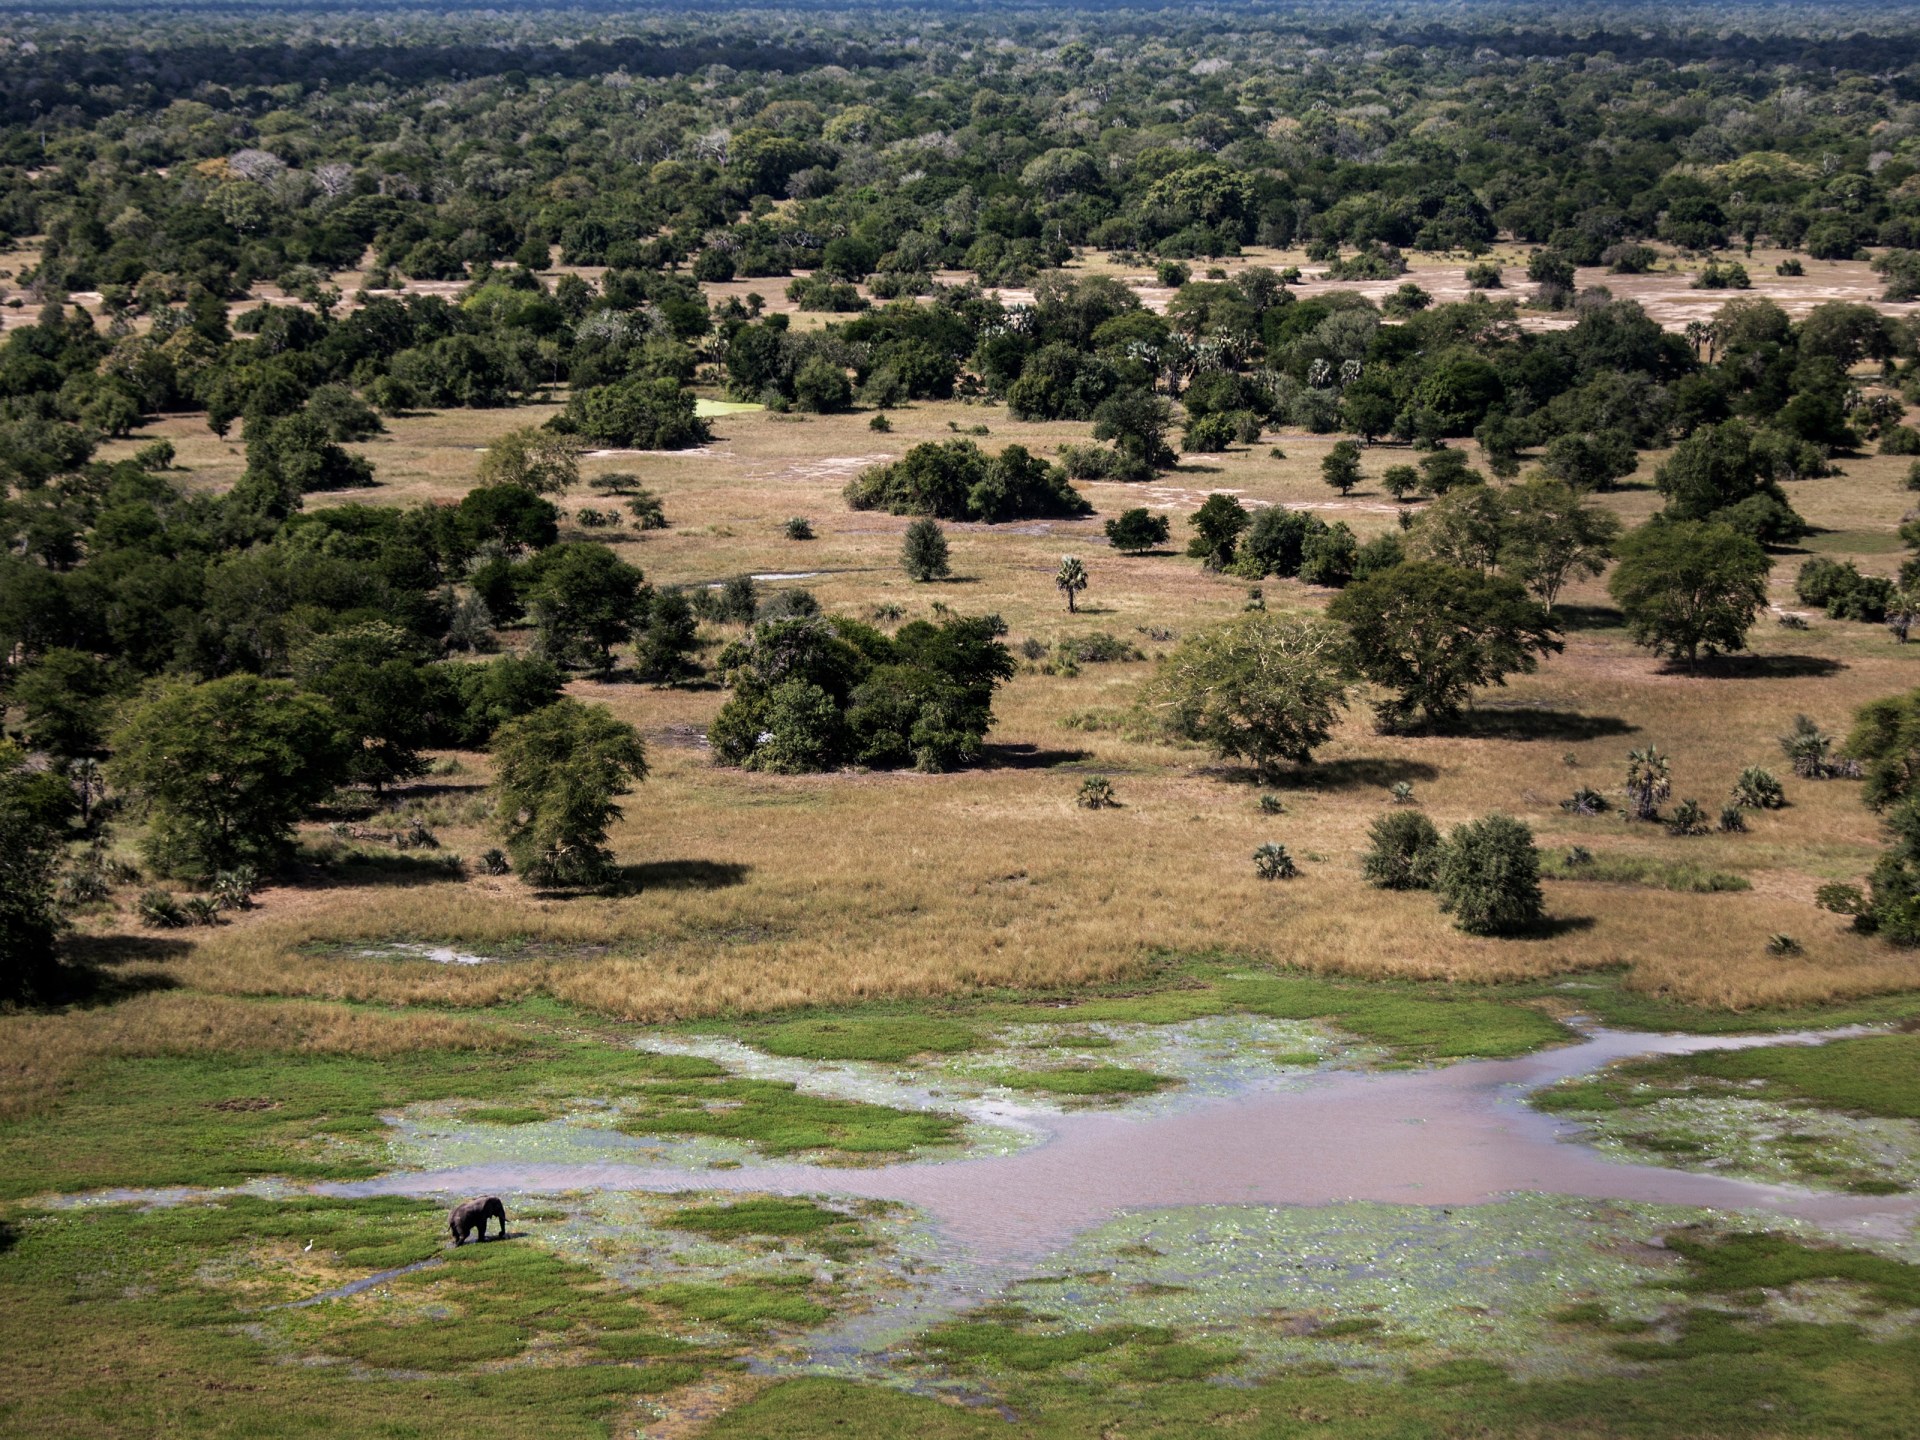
left=1055, top=555, right=1088, bottom=613
left=1624, top=745, right=1671, bottom=821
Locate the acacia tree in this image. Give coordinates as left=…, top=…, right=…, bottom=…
left=1137, top=611, right=1351, bottom=777
left=1328, top=562, right=1562, bottom=732
left=490, top=699, right=648, bottom=888
left=1055, top=556, right=1088, bottom=612
left=108, top=675, right=349, bottom=878
left=1608, top=520, right=1771, bottom=665
left=1498, top=476, right=1622, bottom=611
left=477, top=426, right=581, bottom=496
left=1104, top=509, right=1170, bottom=554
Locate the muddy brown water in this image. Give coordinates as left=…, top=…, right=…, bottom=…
left=326, top=1027, right=1920, bottom=1259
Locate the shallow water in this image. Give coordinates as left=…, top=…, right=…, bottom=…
left=327, top=1026, right=1920, bottom=1258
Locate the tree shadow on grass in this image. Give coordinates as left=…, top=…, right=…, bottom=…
left=1452, top=708, right=1638, bottom=743
left=1214, top=757, right=1441, bottom=790
left=619, top=859, right=751, bottom=892
left=48, top=934, right=188, bottom=1006
left=1512, top=914, right=1598, bottom=941
left=1678, top=654, right=1846, bottom=681
left=980, top=742, right=1096, bottom=769
left=300, top=852, right=470, bottom=889
left=1552, top=602, right=1625, bottom=633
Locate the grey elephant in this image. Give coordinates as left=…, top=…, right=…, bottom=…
left=448, top=1196, right=507, bottom=1246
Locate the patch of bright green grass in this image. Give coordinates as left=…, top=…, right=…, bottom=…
left=618, top=1078, right=959, bottom=1155
left=1541, top=850, right=1750, bottom=893
left=648, top=1278, right=830, bottom=1330
left=1217, top=974, right=1570, bottom=1058
left=992, top=1065, right=1171, bottom=1096
left=1667, top=1231, right=1920, bottom=1308
left=661, top=1198, right=850, bottom=1240
left=1679, top=1034, right=1920, bottom=1120
left=753, top=1018, right=982, bottom=1063
left=919, top=1319, right=1151, bottom=1371
left=463, top=1105, right=548, bottom=1125
left=0, top=1198, right=713, bottom=1440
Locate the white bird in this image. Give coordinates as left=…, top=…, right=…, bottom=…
left=303, top=1240, right=313, bottom=1252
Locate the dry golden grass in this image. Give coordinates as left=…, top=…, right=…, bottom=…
left=68, top=252, right=1920, bottom=1020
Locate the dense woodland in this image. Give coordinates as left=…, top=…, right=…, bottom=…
left=9, top=2, right=1920, bottom=999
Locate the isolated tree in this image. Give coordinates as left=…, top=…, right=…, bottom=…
left=1328, top=562, right=1562, bottom=732
left=1381, top=464, right=1421, bottom=502
left=1436, top=814, right=1545, bottom=936
left=1055, top=556, right=1089, bottom=613
left=1624, top=745, right=1672, bottom=821
left=1498, top=476, right=1622, bottom=611
left=1608, top=520, right=1770, bottom=665
left=633, top=589, right=702, bottom=684
left=490, top=699, right=648, bottom=888
left=1091, top=386, right=1175, bottom=470
left=1105, top=509, right=1171, bottom=554
left=1187, top=493, right=1251, bottom=571
left=1137, top=612, right=1351, bottom=777
left=1418, top=447, right=1482, bottom=495
left=108, top=675, right=349, bottom=878
left=523, top=542, right=646, bottom=673
left=902, top=518, right=951, bottom=581
left=1541, top=430, right=1637, bottom=492
left=477, top=425, right=581, bottom=496
left=1848, top=689, right=1920, bottom=811
left=1362, top=809, right=1443, bottom=890
left=1321, top=440, right=1363, bottom=496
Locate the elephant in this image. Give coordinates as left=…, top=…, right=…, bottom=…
left=448, top=1196, right=507, bottom=1246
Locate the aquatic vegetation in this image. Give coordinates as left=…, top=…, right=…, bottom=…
left=751, top=1018, right=984, bottom=1063
left=988, top=1064, right=1171, bottom=1097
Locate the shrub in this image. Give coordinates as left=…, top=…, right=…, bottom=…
left=137, top=889, right=188, bottom=928
left=1666, top=799, right=1711, bottom=836
left=1881, top=425, right=1920, bottom=456
left=1562, top=786, right=1609, bottom=816
left=1732, top=766, right=1786, bottom=810
left=1465, top=262, right=1503, bottom=289
left=1389, top=781, right=1415, bottom=804
left=847, top=441, right=1089, bottom=522
left=1253, top=842, right=1298, bottom=880
left=1361, top=810, right=1443, bottom=890
left=1105, top=508, right=1171, bottom=554
left=870, top=413, right=892, bottom=433
left=479, top=848, right=511, bottom=876
left=902, top=518, right=951, bottom=582
left=1777, top=258, right=1805, bottom=276
left=1765, top=934, right=1803, bottom=957
left=1718, top=804, right=1748, bottom=833
left=785, top=516, right=815, bottom=540
left=1077, top=776, right=1117, bottom=809
left=1259, top=793, right=1285, bottom=815
left=211, top=865, right=259, bottom=911
left=1435, top=815, right=1544, bottom=935
left=626, top=489, right=667, bottom=529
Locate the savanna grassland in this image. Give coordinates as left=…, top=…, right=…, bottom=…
left=11, top=5, right=1920, bottom=1436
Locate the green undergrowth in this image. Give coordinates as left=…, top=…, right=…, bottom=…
left=615, top=1077, right=959, bottom=1155
left=752, top=1018, right=983, bottom=1063
left=0, top=1196, right=729, bottom=1440
left=708, top=1234, right=1920, bottom=1438
left=0, top=1030, right=963, bottom=1196
left=990, top=1064, right=1171, bottom=1096
left=662, top=1197, right=857, bottom=1241
left=1540, top=849, right=1751, bottom=893
left=1538, top=1035, right=1920, bottom=1123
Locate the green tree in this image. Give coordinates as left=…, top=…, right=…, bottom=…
left=1436, top=814, right=1545, bottom=935
left=1653, top=420, right=1806, bottom=545
left=490, top=699, right=647, bottom=888
left=793, top=356, right=853, bottom=413
left=0, top=739, right=71, bottom=1002
left=1361, top=809, right=1443, bottom=890
left=10, top=647, right=124, bottom=758
left=1608, top=520, right=1771, bottom=665
left=523, top=542, right=646, bottom=673
left=1321, top=440, right=1363, bottom=496
left=1137, top=612, right=1351, bottom=777
left=1498, top=476, right=1622, bottom=611
left=1104, top=508, right=1170, bottom=554
left=1329, top=562, right=1562, bottom=732
left=1541, top=430, right=1637, bottom=492
left=1055, top=556, right=1088, bottom=613
left=1847, top=689, right=1920, bottom=812
left=1625, top=745, right=1672, bottom=821
left=565, top=377, right=712, bottom=449
left=1405, top=486, right=1506, bottom=574
left=291, top=622, right=433, bottom=792
left=1187, top=493, right=1251, bottom=571
left=477, top=426, right=581, bottom=496
left=108, top=675, right=349, bottom=878
left=1091, top=386, right=1175, bottom=470
left=902, top=518, right=951, bottom=582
